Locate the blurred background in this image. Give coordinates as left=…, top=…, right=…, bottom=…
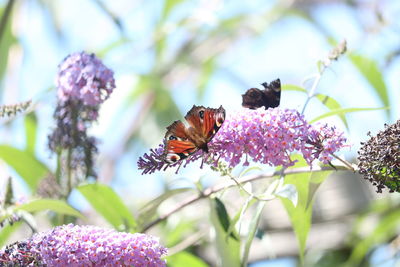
left=1, top=0, right=400, bottom=266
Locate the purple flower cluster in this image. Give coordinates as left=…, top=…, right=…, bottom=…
left=210, top=107, right=346, bottom=167
left=57, top=52, right=115, bottom=106
left=1, top=224, right=167, bottom=267
left=0, top=240, right=43, bottom=266
left=49, top=52, right=116, bottom=180
left=138, top=107, right=347, bottom=174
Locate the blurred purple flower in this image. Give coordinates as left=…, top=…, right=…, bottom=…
left=48, top=52, right=116, bottom=179
left=0, top=240, right=42, bottom=266
left=1, top=224, right=167, bottom=267
left=57, top=51, right=115, bottom=106
left=138, top=107, right=347, bottom=174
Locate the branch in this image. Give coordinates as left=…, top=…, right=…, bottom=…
left=142, top=164, right=351, bottom=232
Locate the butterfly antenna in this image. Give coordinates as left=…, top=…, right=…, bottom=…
left=200, top=153, right=206, bottom=169
left=175, top=160, right=184, bottom=174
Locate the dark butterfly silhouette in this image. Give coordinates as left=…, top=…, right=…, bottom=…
left=242, top=78, right=281, bottom=109
left=163, top=105, right=226, bottom=164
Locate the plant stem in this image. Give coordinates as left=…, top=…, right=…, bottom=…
left=301, top=65, right=326, bottom=115
left=142, top=164, right=351, bottom=232
left=66, top=147, right=72, bottom=196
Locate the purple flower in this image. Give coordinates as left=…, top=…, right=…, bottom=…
left=0, top=224, right=168, bottom=267
left=358, top=120, right=400, bottom=193
left=0, top=240, right=43, bottom=266
left=211, top=107, right=346, bottom=168
left=49, top=52, right=116, bottom=180
left=138, top=107, right=347, bottom=174
left=57, top=51, right=115, bottom=106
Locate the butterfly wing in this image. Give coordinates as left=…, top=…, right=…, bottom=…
left=242, top=78, right=281, bottom=109
left=185, top=105, right=226, bottom=140
left=163, top=120, right=198, bottom=163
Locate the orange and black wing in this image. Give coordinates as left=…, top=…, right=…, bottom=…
left=185, top=105, right=226, bottom=140
left=163, top=120, right=198, bottom=164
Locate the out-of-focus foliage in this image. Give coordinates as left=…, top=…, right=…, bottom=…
left=1, top=0, right=400, bottom=266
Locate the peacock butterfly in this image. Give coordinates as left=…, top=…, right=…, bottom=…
left=242, top=78, right=281, bottom=109
left=163, top=105, right=226, bottom=164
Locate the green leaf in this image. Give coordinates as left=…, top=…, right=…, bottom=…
left=310, top=107, right=387, bottom=124
left=213, top=197, right=239, bottom=241
left=0, top=221, right=22, bottom=247
left=349, top=54, right=390, bottom=117
left=161, top=0, right=185, bottom=21
left=24, top=112, right=37, bottom=154
left=314, top=94, right=348, bottom=129
left=77, top=183, right=137, bottom=231
left=227, top=196, right=255, bottom=240
left=197, top=57, right=216, bottom=99
left=166, top=220, right=196, bottom=247
left=274, top=183, right=298, bottom=207
left=167, top=251, right=210, bottom=267
left=0, top=145, right=49, bottom=190
left=307, top=171, right=332, bottom=209
left=279, top=156, right=312, bottom=264
left=242, top=200, right=266, bottom=267
left=138, top=188, right=193, bottom=228
left=210, top=198, right=241, bottom=267
left=238, top=166, right=263, bottom=179
left=347, top=209, right=400, bottom=266
left=0, top=6, right=17, bottom=82
left=14, top=199, right=82, bottom=218
left=282, top=84, right=307, bottom=93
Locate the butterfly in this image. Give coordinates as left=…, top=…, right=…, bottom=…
left=163, top=105, right=226, bottom=164
left=242, top=78, right=281, bottom=110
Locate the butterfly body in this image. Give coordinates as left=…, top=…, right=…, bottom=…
left=242, top=79, right=281, bottom=109
left=163, top=105, right=225, bottom=164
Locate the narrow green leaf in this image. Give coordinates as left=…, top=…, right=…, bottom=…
left=314, top=94, right=348, bottom=129
left=166, top=220, right=196, bottom=247
left=310, top=107, right=387, bottom=124
left=227, top=197, right=255, bottom=239
left=307, top=171, right=332, bottom=209
left=348, top=209, right=400, bottom=266
left=275, top=183, right=298, bottom=207
left=242, top=200, right=266, bottom=267
left=279, top=156, right=312, bottom=264
left=92, top=0, right=123, bottom=32
left=138, top=188, right=193, bottom=227
left=197, top=57, right=216, bottom=99
left=210, top=198, right=241, bottom=267
left=214, top=198, right=239, bottom=241
left=161, top=0, right=185, bottom=21
left=349, top=54, right=389, bottom=117
left=0, top=145, right=49, bottom=190
left=0, top=6, right=17, bottom=82
left=15, top=199, right=82, bottom=218
left=24, top=112, right=37, bottom=154
left=282, top=84, right=307, bottom=93
left=166, top=251, right=209, bottom=267
left=238, top=166, right=263, bottom=179
left=77, top=184, right=137, bottom=231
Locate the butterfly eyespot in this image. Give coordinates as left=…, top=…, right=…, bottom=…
left=198, top=110, right=204, bottom=119
left=170, top=155, right=180, bottom=162
left=169, top=135, right=177, bottom=140
left=216, top=117, right=224, bottom=127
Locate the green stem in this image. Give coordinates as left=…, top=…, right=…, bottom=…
left=66, top=147, right=72, bottom=196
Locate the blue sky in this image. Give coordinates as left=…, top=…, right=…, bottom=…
left=1, top=0, right=400, bottom=265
